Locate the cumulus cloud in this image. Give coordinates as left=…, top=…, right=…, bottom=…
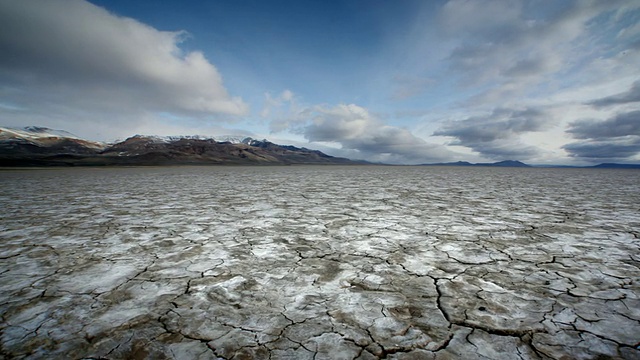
left=0, top=0, right=247, bottom=130
left=563, top=110, right=640, bottom=160
left=281, top=104, right=457, bottom=164
left=433, top=107, right=552, bottom=160
left=588, top=80, right=640, bottom=107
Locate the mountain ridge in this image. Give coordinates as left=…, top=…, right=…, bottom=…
left=0, top=126, right=364, bottom=166
left=422, top=160, right=531, bottom=167
left=421, top=160, right=640, bottom=169
left=2, top=126, right=639, bottom=168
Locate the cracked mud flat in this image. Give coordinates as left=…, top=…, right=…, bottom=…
left=1, top=166, right=639, bottom=360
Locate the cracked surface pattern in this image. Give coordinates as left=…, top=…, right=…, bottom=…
left=1, top=165, right=639, bottom=359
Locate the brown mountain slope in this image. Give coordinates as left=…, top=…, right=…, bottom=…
left=0, top=128, right=363, bottom=166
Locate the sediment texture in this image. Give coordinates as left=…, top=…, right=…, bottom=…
left=1, top=166, right=639, bottom=359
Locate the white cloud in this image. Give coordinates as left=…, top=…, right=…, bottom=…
left=290, top=104, right=459, bottom=164
left=0, top=0, right=247, bottom=131
left=281, top=89, right=294, bottom=102
left=260, top=89, right=297, bottom=119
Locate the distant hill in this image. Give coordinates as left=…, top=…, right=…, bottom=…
left=421, top=160, right=640, bottom=169
left=422, top=160, right=531, bottom=167
left=490, top=160, right=531, bottom=167
left=535, top=163, right=640, bottom=169
left=589, top=163, right=640, bottom=169
left=0, top=126, right=364, bottom=166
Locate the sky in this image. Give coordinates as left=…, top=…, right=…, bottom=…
left=1, top=0, right=639, bottom=165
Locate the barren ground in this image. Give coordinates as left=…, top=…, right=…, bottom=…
left=1, top=166, right=639, bottom=359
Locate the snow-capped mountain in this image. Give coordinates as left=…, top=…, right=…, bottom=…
left=212, top=135, right=255, bottom=144
left=0, top=126, right=362, bottom=166
left=109, top=134, right=256, bottom=145
left=5, top=126, right=81, bottom=139
left=0, top=126, right=106, bottom=153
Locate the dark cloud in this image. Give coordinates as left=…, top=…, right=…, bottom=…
left=563, top=137, right=640, bottom=160
left=434, top=108, right=549, bottom=142
left=588, top=81, right=640, bottom=107
left=433, top=107, right=551, bottom=160
left=502, top=57, right=554, bottom=78
left=295, top=104, right=458, bottom=164
left=453, top=140, right=541, bottom=160
left=563, top=110, right=640, bottom=160
left=567, top=110, right=640, bottom=140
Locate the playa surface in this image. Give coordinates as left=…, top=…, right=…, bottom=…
left=1, top=166, right=639, bottom=359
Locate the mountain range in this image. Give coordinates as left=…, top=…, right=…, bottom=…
left=1, top=126, right=639, bottom=168
left=422, top=160, right=532, bottom=167
left=420, top=160, right=640, bottom=169
left=0, top=126, right=362, bottom=166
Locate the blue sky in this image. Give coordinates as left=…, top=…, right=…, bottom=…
left=1, top=0, right=639, bottom=164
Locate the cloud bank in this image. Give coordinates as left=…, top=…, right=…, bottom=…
left=429, top=0, right=640, bottom=163
left=433, top=108, right=552, bottom=160
left=0, top=0, right=247, bottom=138
left=308, top=104, right=459, bottom=164
left=564, top=78, right=640, bottom=161
left=564, top=110, right=640, bottom=161
left=276, top=103, right=458, bottom=164
left=588, top=81, right=640, bottom=108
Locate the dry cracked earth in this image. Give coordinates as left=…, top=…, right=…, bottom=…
left=1, top=166, right=639, bottom=359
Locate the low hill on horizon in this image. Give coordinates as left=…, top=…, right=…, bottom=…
left=421, top=160, right=531, bottom=167
left=421, top=159, right=640, bottom=169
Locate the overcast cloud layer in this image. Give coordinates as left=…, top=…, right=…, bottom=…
left=1, top=0, right=639, bottom=164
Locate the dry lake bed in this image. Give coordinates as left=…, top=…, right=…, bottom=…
left=1, top=166, right=639, bottom=359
